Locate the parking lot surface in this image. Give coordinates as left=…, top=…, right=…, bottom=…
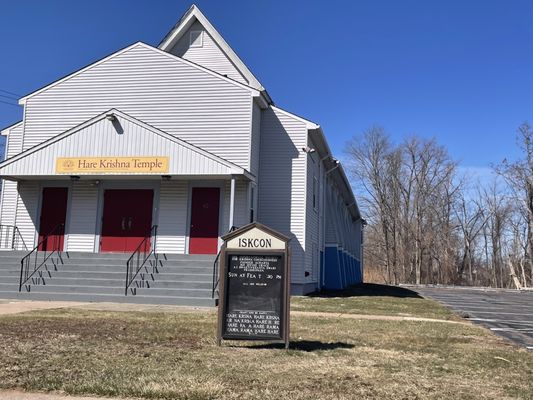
left=413, top=287, right=533, bottom=350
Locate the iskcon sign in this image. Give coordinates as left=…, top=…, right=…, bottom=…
left=56, top=157, right=169, bottom=174
left=217, top=223, right=291, bottom=348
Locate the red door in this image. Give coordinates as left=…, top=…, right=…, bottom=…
left=100, top=189, right=154, bottom=253
left=38, top=187, right=68, bottom=251
left=189, top=187, right=220, bottom=254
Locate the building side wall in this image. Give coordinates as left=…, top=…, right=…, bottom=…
left=156, top=180, right=188, bottom=253
left=21, top=44, right=253, bottom=170
left=221, top=179, right=248, bottom=233
left=250, top=101, right=261, bottom=177
left=305, top=146, right=320, bottom=284
left=257, top=107, right=307, bottom=285
left=66, top=181, right=99, bottom=252
left=14, top=181, right=39, bottom=249
left=168, top=20, right=248, bottom=85
left=0, top=124, right=24, bottom=227
left=324, top=182, right=338, bottom=244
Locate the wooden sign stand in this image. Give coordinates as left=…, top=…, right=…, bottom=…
left=216, top=223, right=291, bottom=349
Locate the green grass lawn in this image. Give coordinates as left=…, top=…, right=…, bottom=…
left=0, top=285, right=531, bottom=400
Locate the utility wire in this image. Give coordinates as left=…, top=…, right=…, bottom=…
left=0, top=100, right=20, bottom=107
left=0, top=89, right=21, bottom=98
left=0, top=93, right=18, bottom=101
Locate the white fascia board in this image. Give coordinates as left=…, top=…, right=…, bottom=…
left=270, top=105, right=320, bottom=130
left=158, top=5, right=265, bottom=92
left=0, top=120, right=23, bottom=136
left=18, top=42, right=144, bottom=104
left=19, top=42, right=259, bottom=105
left=330, top=164, right=361, bottom=220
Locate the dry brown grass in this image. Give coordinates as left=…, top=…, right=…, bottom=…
left=0, top=291, right=531, bottom=399
left=291, top=283, right=460, bottom=320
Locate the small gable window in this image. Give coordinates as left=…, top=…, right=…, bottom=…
left=189, top=30, right=203, bottom=48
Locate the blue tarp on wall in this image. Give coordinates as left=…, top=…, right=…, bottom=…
left=324, top=246, right=363, bottom=289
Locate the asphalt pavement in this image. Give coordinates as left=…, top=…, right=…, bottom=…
left=413, top=286, right=533, bottom=350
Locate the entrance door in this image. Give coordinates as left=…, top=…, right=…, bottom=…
left=189, top=187, right=220, bottom=254
left=100, top=189, right=154, bottom=253
left=38, top=187, right=68, bottom=251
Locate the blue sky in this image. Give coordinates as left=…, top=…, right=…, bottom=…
left=1, top=0, right=532, bottom=173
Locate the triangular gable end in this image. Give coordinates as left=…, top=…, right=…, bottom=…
left=0, top=109, right=249, bottom=179
left=159, top=5, right=264, bottom=92
left=18, top=42, right=258, bottom=104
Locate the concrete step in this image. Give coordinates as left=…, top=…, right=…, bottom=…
left=0, top=275, right=19, bottom=284
left=0, top=270, right=213, bottom=282
left=0, top=252, right=215, bottom=262
left=0, top=290, right=216, bottom=307
left=1, top=276, right=212, bottom=289
left=0, top=250, right=217, bottom=307
left=11, top=283, right=212, bottom=297
left=0, top=263, right=213, bottom=274
left=22, top=264, right=214, bottom=274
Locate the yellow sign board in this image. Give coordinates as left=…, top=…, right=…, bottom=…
left=56, top=157, right=169, bottom=174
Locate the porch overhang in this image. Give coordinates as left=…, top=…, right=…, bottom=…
left=0, top=109, right=254, bottom=182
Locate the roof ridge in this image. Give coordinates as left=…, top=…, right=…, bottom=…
left=158, top=4, right=265, bottom=92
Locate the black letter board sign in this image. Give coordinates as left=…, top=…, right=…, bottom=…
left=217, top=223, right=290, bottom=348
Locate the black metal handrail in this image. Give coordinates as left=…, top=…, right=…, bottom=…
left=19, top=223, right=64, bottom=291
left=0, top=224, right=28, bottom=251
left=125, top=225, right=158, bottom=295
left=212, top=225, right=237, bottom=299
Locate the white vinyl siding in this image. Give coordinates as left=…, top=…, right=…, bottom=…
left=156, top=180, right=188, bottom=253
left=15, top=181, right=39, bottom=248
left=169, top=20, right=248, bottom=85
left=305, top=145, right=320, bottom=283
left=21, top=44, right=253, bottom=170
left=221, top=179, right=248, bottom=233
left=2, top=114, right=242, bottom=177
left=67, top=181, right=98, bottom=252
left=257, top=107, right=308, bottom=284
left=324, top=183, right=339, bottom=245
left=250, top=101, right=261, bottom=177
left=0, top=124, right=23, bottom=226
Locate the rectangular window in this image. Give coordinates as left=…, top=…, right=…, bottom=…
left=189, top=30, right=203, bottom=47
left=249, top=185, right=256, bottom=223
left=313, top=176, right=318, bottom=211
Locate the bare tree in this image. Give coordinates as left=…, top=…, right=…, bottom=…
left=496, top=122, right=533, bottom=287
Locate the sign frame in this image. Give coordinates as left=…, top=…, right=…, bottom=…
left=216, top=223, right=291, bottom=349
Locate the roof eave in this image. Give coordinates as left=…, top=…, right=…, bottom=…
left=1, top=120, right=23, bottom=136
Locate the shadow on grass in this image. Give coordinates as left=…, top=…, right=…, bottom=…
left=247, top=340, right=355, bottom=352
left=306, top=283, right=422, bottom=299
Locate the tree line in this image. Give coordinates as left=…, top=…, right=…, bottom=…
left=345, top=123, right=533, bottom=288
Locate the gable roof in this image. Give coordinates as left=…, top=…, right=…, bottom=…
left=0, top=108, right=253, bottom=179
left=18, top=41, right=260, bottom=105
left=158, top=5, right=267, bottom=95
left=0, top=120, right=23, bottom=136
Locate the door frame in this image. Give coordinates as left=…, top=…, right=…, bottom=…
left=94, top=180, right=160, bottom=253
left=185, top=180, right=225, bottom=255
left=35, top=181, right=73, bottom=251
